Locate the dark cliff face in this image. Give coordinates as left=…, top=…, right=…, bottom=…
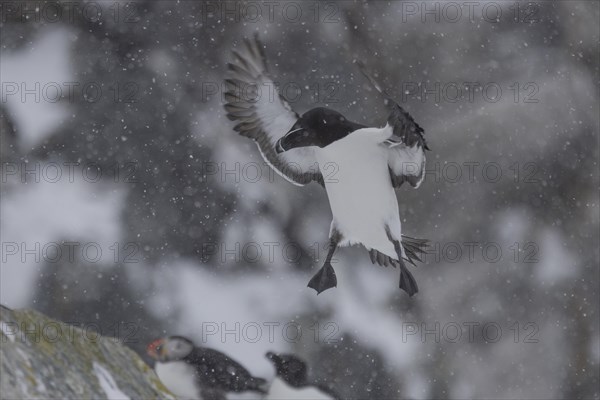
left=0, top=305, right=174, bottom=400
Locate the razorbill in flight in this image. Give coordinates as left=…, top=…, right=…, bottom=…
left=224, top=34, right=430, bottom=296
left=265, top=352, right=340, bottom=400
left=147, top=336, right=267, bottom=399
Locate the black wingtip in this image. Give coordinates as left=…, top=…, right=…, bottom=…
left=353, top=59, right=366, bottom=69
left=355, top=60, right=392, bottom=100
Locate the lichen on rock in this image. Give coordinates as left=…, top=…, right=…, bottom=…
left=0, top=305, right=174, bottom=399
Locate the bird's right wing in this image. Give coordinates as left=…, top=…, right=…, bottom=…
left=224, top=34, right=323, bottom=186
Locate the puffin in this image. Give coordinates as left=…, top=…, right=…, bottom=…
left=265, top=352, right=341, bottom=400
left=146, top=336, right=267, bottom=400
left=224, top=34, right=430, bottom=296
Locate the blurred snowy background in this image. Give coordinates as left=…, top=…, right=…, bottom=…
left=1, top=1, right=598, bottom=399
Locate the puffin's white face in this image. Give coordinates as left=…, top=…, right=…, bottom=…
left=147, top=336, right=194, bottom=362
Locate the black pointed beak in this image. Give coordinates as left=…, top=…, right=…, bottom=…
left=276, top=125, right=305, bottom=154
left=266, top=351, right=280, bottom=363
left=275, top=138, right=286, bottom=154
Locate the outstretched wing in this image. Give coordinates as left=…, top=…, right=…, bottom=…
left=224, top=34, right=323, bottom=186
left=356, top=61, right=429, bottom=188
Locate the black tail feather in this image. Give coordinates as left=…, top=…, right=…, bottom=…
left=402, top=235, right=430, bottom=247
left=401, top=235, right=429, bottom=266
left=403, top=246, right=421, bottom=265
left=373, top=230, right=428, bottom=296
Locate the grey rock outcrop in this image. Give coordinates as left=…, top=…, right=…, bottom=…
left=0, top=305, right=174, bottom=399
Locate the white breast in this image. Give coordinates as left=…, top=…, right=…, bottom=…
left=316, top=127, right=402, bottom=259
left=266, top=378, right=334, bottom=400
left=155, top=361, right=202, bottom=399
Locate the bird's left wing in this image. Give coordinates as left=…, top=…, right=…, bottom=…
left=384, top=103, right=429, bottom=188
left=224, top=34, right=323, bottom=187
left=356, top=61, right=429, bottom=188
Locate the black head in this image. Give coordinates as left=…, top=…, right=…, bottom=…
left=265, top=351, right=308, bottom=386
left=276, top=107, right=364, bottom=153
left=147, top=336, right=195, bottom=362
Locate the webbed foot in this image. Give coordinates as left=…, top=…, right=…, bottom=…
left=307, top=262, right=337, bottom=294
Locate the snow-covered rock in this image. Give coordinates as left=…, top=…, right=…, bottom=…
left=0, top=305, right=174, bottom=399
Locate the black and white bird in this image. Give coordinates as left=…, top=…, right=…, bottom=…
left=265, top=352, right=340, bottom=400
left=146, top=336, right=267, bottom=400
left=224, top=35, right=430, bottom=296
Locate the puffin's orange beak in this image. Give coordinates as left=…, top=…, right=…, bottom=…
left=146, top=338, right=164, bottom=360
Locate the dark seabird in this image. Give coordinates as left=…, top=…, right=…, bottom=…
left=265, top=351, right=340, bottom=399
left=147, top=336, right=267, bottom=399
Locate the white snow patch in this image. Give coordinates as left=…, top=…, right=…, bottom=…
left=496, top=209, right=530, bottom=243
left=35, top=374, right=48, bottom=394
left=93, top=362, right=131, bottom=400
left=535, top=228, right=578, bottom=283
left=0, top=174, right=125, bottom=307
left=14, top=367, right=34, bottom=398
left=404, top=371, right=430, bottom=400
left=13, top=347, right=48, bottom=396
left=0, top=28, right=72, bottom=149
